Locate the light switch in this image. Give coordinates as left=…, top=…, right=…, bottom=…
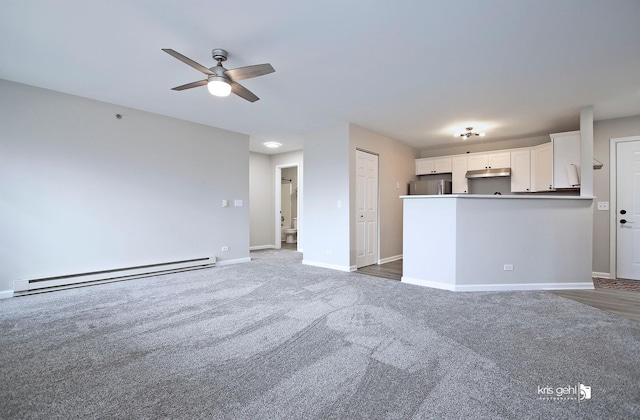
left=234, top=200, right=243, bottom=207
left=222, top=199, right=229, bottom=207
left=597, top=202, right=609, bottom=211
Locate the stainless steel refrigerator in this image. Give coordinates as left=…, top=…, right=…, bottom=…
left=409, top=179, right=452, bottom=195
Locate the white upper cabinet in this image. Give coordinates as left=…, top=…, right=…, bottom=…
left=531, top=142, right=553, bottom=192
left=414, top=131, right=580, bottom=194
left=466, top=152, right=511, bottom=171
left=415, top=156, right=452, bottom=175
left=551, top=131, right=581, bottom=189
left=510, top=149, right=531, bottom=192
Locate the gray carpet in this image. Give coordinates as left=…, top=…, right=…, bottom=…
left=1, top=249, right=639, bottom=419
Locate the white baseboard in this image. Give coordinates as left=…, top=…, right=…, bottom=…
left=250, top=245, right=275, bottom=251
left=217, top=257, right=251, bottom=266
left=454, top=282, right=595, bottom=292
left=302, top=260, right=353, bottom=272
left=401, top=277, right=455, bottom=291
left=0, top=290, right=13, bottom=299
left=401, top=277, right=594, bottom=292
left=378, top=254, right=402, bottom=265
left=592, top=271, right=610, bottom=279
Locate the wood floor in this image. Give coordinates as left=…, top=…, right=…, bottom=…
left=357, top=259, right=640, bottom=322
left=553, top=287, right=640, bottom=322
left=280, top=242, right=298, bottom=250
left=356, top=260, right=402, bottom=281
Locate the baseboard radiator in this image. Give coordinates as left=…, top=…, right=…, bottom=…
left=13, top=257, right=216, bottom=296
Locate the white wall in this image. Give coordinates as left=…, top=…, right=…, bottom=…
left=349, top=124, right=419, bottom=264
left=0, top=79, right=250, bottom=293
left=249, top=152, right=273, bottom=248
left=302, top=124, right=351, bottom=270
left=455, top=198, right=592, bottom=288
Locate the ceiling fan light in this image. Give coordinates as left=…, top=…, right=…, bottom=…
left=207, top=77, right=231, bottom=97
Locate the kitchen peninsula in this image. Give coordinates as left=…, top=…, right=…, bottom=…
left=401, top=194, right=594, bottom=291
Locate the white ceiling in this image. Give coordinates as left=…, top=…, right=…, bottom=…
left=1, top=1, right=639, bottom=154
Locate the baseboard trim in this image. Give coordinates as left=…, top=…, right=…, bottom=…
left=216, top=257, right=251, bottom=266
left=250, top=245, right=275, bottom=251
left=401, top=277, right=594, bottom=292
left=0, top=290, right=13, bottom=299
left=302, top=260, right=353, bottom=272
left=401, top=277, right=455, bottom=291
left=592, top=271, right=610, bottom=279
left=378, top=254, right=402, bottom=265
left=454, top=282, right=595, bottom=292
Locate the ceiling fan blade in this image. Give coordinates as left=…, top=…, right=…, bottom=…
left=225, top=63, right=275, bottom=81
left=171, top=79, right=208, bottom=91
left=162, top=49, right=214, bottom=75
left=231, top=81, right=259, bottom=102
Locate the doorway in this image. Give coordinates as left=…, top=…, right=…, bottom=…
left=355, top=149, right=379, bottom=268
left=611, top=137, right=640, bottom=280
left=275, top=164, right=299, bottom=251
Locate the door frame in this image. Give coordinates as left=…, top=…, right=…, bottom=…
left=275, top=163, right=300, bottom=250
left=355, top=148, right=380, bottom=268
left=609, top=135, right=640, bottom=279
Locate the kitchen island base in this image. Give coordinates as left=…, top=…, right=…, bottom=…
left=401, top=195, right=594, bottom=292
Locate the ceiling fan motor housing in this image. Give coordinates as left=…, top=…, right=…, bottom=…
left=212, top=49, right=228, bottom=62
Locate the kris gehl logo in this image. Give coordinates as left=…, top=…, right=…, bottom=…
left=538, top=383, right=591, bottom=401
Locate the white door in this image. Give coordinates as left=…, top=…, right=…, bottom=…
left=617, top=140, right=640, bottom=280
left=356, top=150, right=378, bottom=268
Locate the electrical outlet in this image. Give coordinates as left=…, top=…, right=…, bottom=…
left=597, top=202, right=609, bottom=211
left=504, top=264, right=514, bottom=271
left=234, top=200, right=243, bottom=207
left=221, top=246, right=229, bottom=252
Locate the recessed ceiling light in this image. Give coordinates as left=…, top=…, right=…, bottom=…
left=263, top=142, right=282, bottom=148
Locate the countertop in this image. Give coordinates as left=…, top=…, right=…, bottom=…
left=400, top=194, right=594, bottom=200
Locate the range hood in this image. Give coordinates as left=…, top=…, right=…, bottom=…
left=465, top=168, right=511, bottom=179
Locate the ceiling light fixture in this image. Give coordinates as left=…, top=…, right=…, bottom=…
left=207, top=76, right=232, bottom=97
left=455, top=127, right=485, bottom=140
left=263, top=142, right=282, bottom=148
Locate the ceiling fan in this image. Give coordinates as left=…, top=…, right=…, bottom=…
left=162, top=48, right=275, bottom=102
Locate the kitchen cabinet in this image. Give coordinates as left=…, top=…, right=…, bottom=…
left=531, top=142, right=553, bottom=191
left=466, top=152, right=511, bottom=171
left=551, top=131, right=581, bottom=189
left=510, top=149, right=531, bottom=192
left=415, top=156, right=452, bottom=175
left=452, top=155, right=468, bottom=193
